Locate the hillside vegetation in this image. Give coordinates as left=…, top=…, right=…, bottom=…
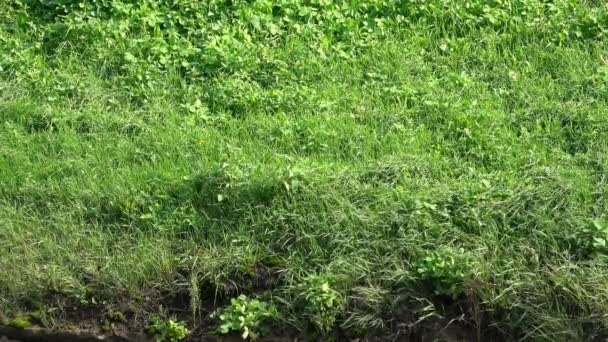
left=1, top=0, right=608, bottom=340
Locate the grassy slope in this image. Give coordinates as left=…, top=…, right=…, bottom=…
left=1, top=0, right=608, bottom=340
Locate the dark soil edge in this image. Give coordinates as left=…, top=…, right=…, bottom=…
left=0, top=326, right=134, bottom=342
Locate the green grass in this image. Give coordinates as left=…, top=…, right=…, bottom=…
left=1, top=0, right=608, bottom=340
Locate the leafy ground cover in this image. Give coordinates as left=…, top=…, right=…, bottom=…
left=1, top=0, right=608, bottom=340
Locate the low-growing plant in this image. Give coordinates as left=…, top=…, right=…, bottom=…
left=4, top=311, right=43, bottom=329
left=146, top=317, right=189, bottom=342
left=574, top=218, right=608, bottom=259
left=211, top=295, right=279, bottom=340
left=415, top=248, right=478, bottom=296
left=107, top=310, right=126, bottom=323
left=300, top=274, right=344, bottom=334
left=9, top=316, right=32, bottom=329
